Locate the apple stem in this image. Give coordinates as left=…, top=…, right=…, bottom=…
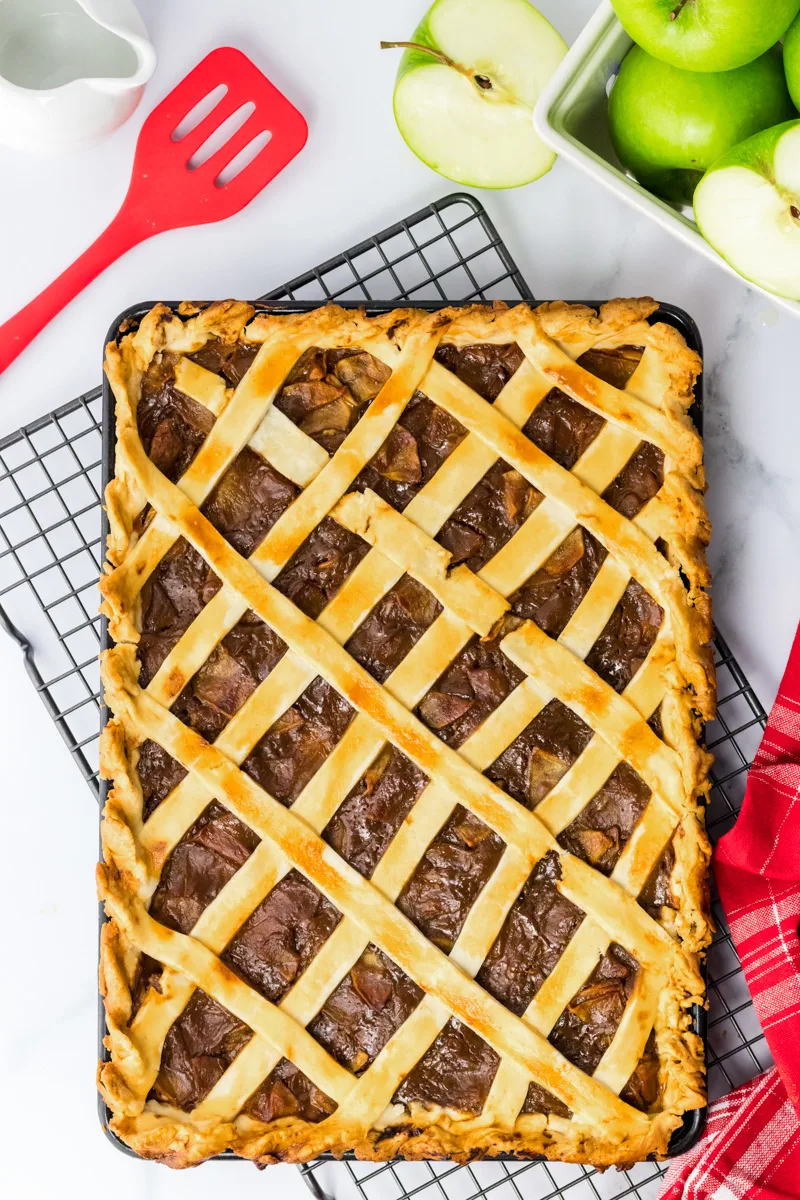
left=380, top=41, right=457, bottom=70
left=669, top=0, right=689, bottom=19
left=380, top=39, right=496, bottom=91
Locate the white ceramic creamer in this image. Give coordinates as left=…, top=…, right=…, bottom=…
left=0, top=0, right=156, bottom=153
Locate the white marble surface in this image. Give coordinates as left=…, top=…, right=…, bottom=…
left=1, top=2, right=797, bottom=1198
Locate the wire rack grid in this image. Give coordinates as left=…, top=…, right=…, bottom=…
left=0, top=192, right=772, bottom=1200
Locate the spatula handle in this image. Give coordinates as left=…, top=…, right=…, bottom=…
left=0, top=211, right=142, bottom=376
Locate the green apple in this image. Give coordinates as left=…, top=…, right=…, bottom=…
left=784, top=12, right=800, bottom=111
left=609, top=45, right=795, bottom=205
left=694, top=121, right=800, bottom=300
left=610, top=0, right=800, bottom=72
left=383, top=0, right=567, bottom=189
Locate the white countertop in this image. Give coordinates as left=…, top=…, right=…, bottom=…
left=2, top=2, right=797, bottom=1197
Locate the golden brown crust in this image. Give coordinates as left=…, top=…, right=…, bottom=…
left=98, top=300, right=713, bottom=1169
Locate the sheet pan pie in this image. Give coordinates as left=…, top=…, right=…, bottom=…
left=98, top=298, right=714, bottom=1168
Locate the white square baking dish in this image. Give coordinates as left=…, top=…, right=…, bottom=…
left=533, top=0, right=800, bottom=319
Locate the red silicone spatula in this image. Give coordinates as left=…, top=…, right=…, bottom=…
left=0, top=47, right=308, bottom=375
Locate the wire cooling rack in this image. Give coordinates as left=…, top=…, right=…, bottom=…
left=0, top=192, right=529, bottom=793
left=0, top=191, right=772, bottom=1199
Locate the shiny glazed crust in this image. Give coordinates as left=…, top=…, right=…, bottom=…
left=98, top=299, right=713, bottom=1168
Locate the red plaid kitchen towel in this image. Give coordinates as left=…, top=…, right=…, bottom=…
left=661, top=1068, right=799, bottom=1200
left=662, top=622, right=800, bottom=1199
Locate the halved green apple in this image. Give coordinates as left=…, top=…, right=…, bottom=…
left=384, top=0, right=567, bottom=189
left=694, top=121, right=800, bottom=301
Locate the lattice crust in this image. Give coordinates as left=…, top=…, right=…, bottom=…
left=98, top=300, right=713, bottom=1170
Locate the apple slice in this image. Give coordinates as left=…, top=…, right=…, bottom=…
left=694, top=121, right=800, bottom=301
left=385, top=0, right=567, bottom=190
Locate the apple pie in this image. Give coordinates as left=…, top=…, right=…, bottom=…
left=98, top=298, right=713, bottom=1168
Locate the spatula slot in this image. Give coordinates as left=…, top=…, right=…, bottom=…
left=171, top=83, right=228, bottom=143
left=215, top=129, right=273, bottom=187
left=187, top=101, right=256, bottom=170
